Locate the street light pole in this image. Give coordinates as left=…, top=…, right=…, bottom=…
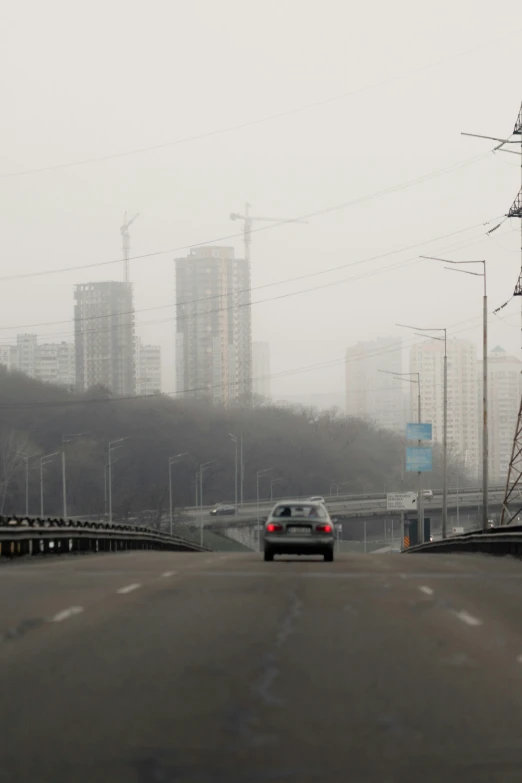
left=199, top=460, right=216, bottom=546
left=168, top=453, right=188, bottom=536
left=229, top=434, right=238, bottom=510
left=397, top=325, right=448, bottom=538
left=40, top=452, right=59, bottom=518
left=16, top=452, right=30, bottom=517
left=379, top=369, right=424, bottom=543
left=270, top=477, right=283, bottom=502
left=422, top=256, right=488, bottom=531
left=108, top=438, right=129, bottom=524
left=61, top=433, right=88, bottom=520
left=256, top=468, right=273, bottom=551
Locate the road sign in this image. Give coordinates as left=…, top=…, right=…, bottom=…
left=386, top=492, right=417, bottom=510
left=406, top=423, right=432, bottom=441
left=406, top=446, right=433, bottom=472
left=452, top=526, right=464, bottom=535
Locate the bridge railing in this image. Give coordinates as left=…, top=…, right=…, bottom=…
left=0, top=516, right=211, bottom=558
left=405, top=524, right=522, bottom=557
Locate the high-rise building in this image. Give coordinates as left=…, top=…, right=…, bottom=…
left=0, top=336, right=75, bottom=388
left=16, top=334, right=38, bottom=378
left=345, top=337, right=404, bottom=432
left=36, top=342, right=76, bottom=389
left=175, top=246, right=252, bottom=405
left=135, top=337, right=162, bottom=396
left=410, top=338, right=479, bottom=472
left=0, top=344, right=18, bottom=371
left=252, top=342, right=271, bottom=401
left=74, top=282, right=135, bottom=395
left=482, top=346, right=522, bottom=484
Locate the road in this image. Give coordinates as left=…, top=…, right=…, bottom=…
left=2, top=551, right=522, bottom=781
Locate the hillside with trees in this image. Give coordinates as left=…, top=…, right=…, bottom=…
left=0, top=367, right=467, bottom=519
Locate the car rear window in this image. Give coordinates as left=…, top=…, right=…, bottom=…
left=272, top=504, right=327, bottom=519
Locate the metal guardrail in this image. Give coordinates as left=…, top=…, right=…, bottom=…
left=405, top=524, right=522, bottom=557
left=0, top=516, right=211, bottom=558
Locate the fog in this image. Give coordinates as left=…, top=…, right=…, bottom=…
left=1, top=0, right=521, bottom=401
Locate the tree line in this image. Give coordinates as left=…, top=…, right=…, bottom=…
left=0, top=367, right=469, bottom=520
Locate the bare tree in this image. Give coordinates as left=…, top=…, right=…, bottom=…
left=0, top=429, right=34, bottom=514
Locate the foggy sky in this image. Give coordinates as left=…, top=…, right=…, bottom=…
left=1, top=0, right=521, bottom=401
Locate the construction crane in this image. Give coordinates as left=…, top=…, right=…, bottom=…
left=120, top=211, right=140, bottom=283
left=230, top=202, right=307, bottom=262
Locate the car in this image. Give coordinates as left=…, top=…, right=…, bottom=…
left=263, top=501, right=335, bottom=562
left=308, top=495, right=326, bottom=504
left=209, top=504, right=236, bottom=516
left=422, top=490, right=433, bottom=501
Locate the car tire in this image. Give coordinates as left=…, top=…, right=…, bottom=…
left=324, top=549, right=334, bottom=563
left=264, top=549, right=274, bottom=562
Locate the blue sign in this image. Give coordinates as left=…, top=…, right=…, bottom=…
left=406, top=447, right=433, bottom=472
left=406, top=423, right=432, bottom=441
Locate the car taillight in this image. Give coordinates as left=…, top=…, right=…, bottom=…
left=266, top=523, right=283, bottom=533
left=316, top=524, right=332, bottom=533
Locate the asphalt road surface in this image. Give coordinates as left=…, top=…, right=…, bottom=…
left=2, top=550, right=522, bottom=781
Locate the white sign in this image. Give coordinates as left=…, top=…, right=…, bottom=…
left=386, top=492, right=417, bottom=511
left=452, top=526, right=464, bottom=535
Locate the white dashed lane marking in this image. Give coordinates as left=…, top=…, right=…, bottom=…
left=52, top=606, right=84, bottom=623
left=453, top=610, right=482, bottom=627
left=117, top=583, right=141, bottom=595
left=419, top=586, right=434, bottom=596
left=162, top=571, right=177, bottom=578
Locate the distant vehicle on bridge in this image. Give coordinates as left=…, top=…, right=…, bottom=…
left=308, top=495, right=326, bottom=505
left=422, top=489, right=433, bottom=501
left=209, top=505, right=237, bottom=516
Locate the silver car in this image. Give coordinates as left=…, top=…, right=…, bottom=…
left=263, top=501, right=335, bottom=562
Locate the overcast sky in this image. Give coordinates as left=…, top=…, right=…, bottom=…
left=1, top=0, right=521, bottom=401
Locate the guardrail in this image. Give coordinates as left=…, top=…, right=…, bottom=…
left=405, top=524, right=522, bottom=557
left=0, top=516, right=211, bottom=559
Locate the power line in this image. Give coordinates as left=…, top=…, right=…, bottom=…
left=1, top=26, right=519, bottom=180
left=0, top=216, right=495, bottom=334
left=0, top=224, right=495, bottom=345
left=0, top=153, right=491, bottom=283
left=0, top=306, right=504, bottom=410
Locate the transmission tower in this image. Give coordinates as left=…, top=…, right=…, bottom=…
left=463, top=102, right=522, bottom=524
left=499, top=102, right=522, bottom=524
left=120, top=211, right=140, bottom=283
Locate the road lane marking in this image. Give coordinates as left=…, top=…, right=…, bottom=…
left=453, top=610, right=482, bottom=627
left=52, top=606, right=84, bottom=622
left=117, top=583, right=141, bottom=594
left=419, top=586, right=434, bottom=596
left=517, top=655, right=522, bottom=664
left=162, top=571, right=177, bottom=578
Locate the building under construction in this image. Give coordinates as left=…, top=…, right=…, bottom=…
left=175, top=246, right=252, bottom=405
left=74, top=281, right=135, bottom=396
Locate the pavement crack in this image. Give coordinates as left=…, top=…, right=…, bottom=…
left=252, top=589, right=303, bottom=709
left=0, top=617, right=45, bottom=643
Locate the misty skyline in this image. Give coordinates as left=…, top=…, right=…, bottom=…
left=1, top=1, right=521, bottom=402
